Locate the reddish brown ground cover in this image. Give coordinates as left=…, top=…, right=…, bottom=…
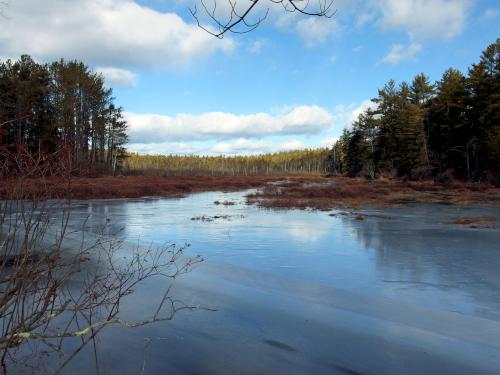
left=448, top=216, right=497, bottom=225
left=245, top=177, right=500, bottom=210
left=1, top=175, right=498, bottom=209
left=0, top=175, right=320, bottom=200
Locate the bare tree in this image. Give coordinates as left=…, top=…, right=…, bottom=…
left=0, top=145, right=205, bottom=374
left=190, top=0, right=336, bottom=38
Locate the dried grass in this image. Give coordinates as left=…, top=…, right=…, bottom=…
left=246, top=177, right=500, bottom=210
left=2, top=176, right=498, bottom=211
left=448, top=216, right=498, bottom=225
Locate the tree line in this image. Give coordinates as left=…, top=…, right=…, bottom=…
left=124, top=149, right=330, bottom=176
left=0, top=55, right=128, bottom=174
left=2, top=39, right=498, bottom=181
left=327, top=39, right=500, bottom=182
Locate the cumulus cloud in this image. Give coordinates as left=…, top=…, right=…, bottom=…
left=272, top=0, right=470, bottom=46
left=128, top=142, right=202, bottom=155
left=127, top=138, right=310, bottom=156
left=0, top=0, right=233, bottom=68
left=320, top=137, right=339, bottom=148
left=382, top=42, right=422, bottom=64
left=97, top=67, right=137, bottom=88
left=279, top=140, right=308, bottom=150
left=211, top=139, right=271, bottom=154
left=375, top=0, right=471, bottom=40
left=271, top=3, right=340, bottom=47
left=126, top=102, right=375, bottom=155
left=125, top=105, right=334, bottom=144
left=347, top=100, right=378, bottom=125
left=295, top=17, right=340, bottom=47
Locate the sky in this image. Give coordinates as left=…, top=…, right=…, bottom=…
left=0, top=0, right=499, bottom=155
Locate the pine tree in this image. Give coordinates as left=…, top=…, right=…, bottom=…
left=466, top=39, right=500, bottom=178
left=0, top=56, right=129, bottom=174
left=429, top=68, right=469, bottom=177
left=410, top=73, right=435, bottom=106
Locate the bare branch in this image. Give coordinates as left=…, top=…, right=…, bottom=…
left=190, top=0, right=336, bottom=38
left=0, top=146, right=207, bottom=373
left=0, top=115, right=32, bottom=129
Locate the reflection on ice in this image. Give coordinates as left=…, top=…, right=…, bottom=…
left=59, top=191, right=500, bottom=374
left=287, top=218, right=331, bottom=242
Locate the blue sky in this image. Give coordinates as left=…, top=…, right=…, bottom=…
left=0, top=0, right=499, bottom=155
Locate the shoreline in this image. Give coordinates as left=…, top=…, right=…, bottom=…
left=246, top=177, right=500, bottom=210
left=1, top=175, right=499, bottom=209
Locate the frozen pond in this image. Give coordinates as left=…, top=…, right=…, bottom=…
left=57, top=190, right=500, bottom=374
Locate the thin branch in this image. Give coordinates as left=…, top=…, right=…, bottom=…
left=190, top=0, right=336, bottom=38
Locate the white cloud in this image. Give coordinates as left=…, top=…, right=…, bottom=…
left=97, top=67, right=137, bottom=88
left=382, top=42, right=422, bottom=64
left=211, top=139, right=271, bottom=154
left=273, top=0, right=470, bottom=46
left=320, top=137, right=339, bottom=148
left=0, top=0, right=233, bottom=68
left=295, top=17, right=340, bottom=46
left=248, top=39, right=266, bottom=54
left=288, top=219, right=330, bottom=242
left=355, top=9, right=377, bottom=28
left=376, top=0, right=472, bottom=40
left=328, top=100, right=377, bottom=130
left=271, top=3, right=341, bottom=47
left=278, top=140, right=307, bottom=151
left=128, top=142, right=202, bottom=155
left=348, top=100, right=378, bottom=125
left=125, top=105, right=335, bottom=144
left=481, top=8, right=499, bottom=20
left=326, top=100, right=377, bottom=130
left=123, top=101, right=375, bottom=157
left=127, top=138, right=310, bottom=156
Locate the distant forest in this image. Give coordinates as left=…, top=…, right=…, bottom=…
left=124, top=149, right=330, bottom=176
left=0, top=56, right=127, bottom=174
left=326, top=39, right=499, bottom=182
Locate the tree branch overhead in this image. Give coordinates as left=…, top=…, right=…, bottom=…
left=190, top=0, right=336, bottom=38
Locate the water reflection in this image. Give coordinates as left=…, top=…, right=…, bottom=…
left=57, top=192, right=500, bottom=375
left=344, top=206, right=500, bottom=320
left=66, top=193, right=500, bottom=321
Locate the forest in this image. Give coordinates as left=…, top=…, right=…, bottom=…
left=1, top=39, right=499, bottom=182
left=124, top=149, right=330, bottom=176
left=326, top=39, right=500, bottom=182
left=1, top=2, right=498, bottom=374
left=0, top=55, right=128, bottom=175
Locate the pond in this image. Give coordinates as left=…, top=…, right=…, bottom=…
left=56, top=190, right=500, bottom=374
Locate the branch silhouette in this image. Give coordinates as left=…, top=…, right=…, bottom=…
left=190, top=0, right=336, bottom=38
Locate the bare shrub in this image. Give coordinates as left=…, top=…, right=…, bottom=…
left=0, top=146, right=202, bottom=374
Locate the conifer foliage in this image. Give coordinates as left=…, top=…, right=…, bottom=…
left=327, top=39, right=500, bottom=182
left=0, top=55, right=128, bottom=174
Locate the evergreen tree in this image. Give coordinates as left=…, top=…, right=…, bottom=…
left=0, top=56, right=129, bottom=173
left=410, top=73, right=435, bottom=106
left=466, top=39, right=500, bottom=178
left=429, top=68, right=469, bottom=177
left=326, top=39, right=499, bottom=182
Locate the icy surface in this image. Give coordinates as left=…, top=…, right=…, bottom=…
left=60, top=190, right=500, bottom=374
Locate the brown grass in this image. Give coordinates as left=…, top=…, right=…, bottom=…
left=246, top=177, right=500, bottom=210
left=2, top=175, right=498, bottom=210
left=448, top=216, right=498, bottom=225
left=0, top=175, right=322, bottom=200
